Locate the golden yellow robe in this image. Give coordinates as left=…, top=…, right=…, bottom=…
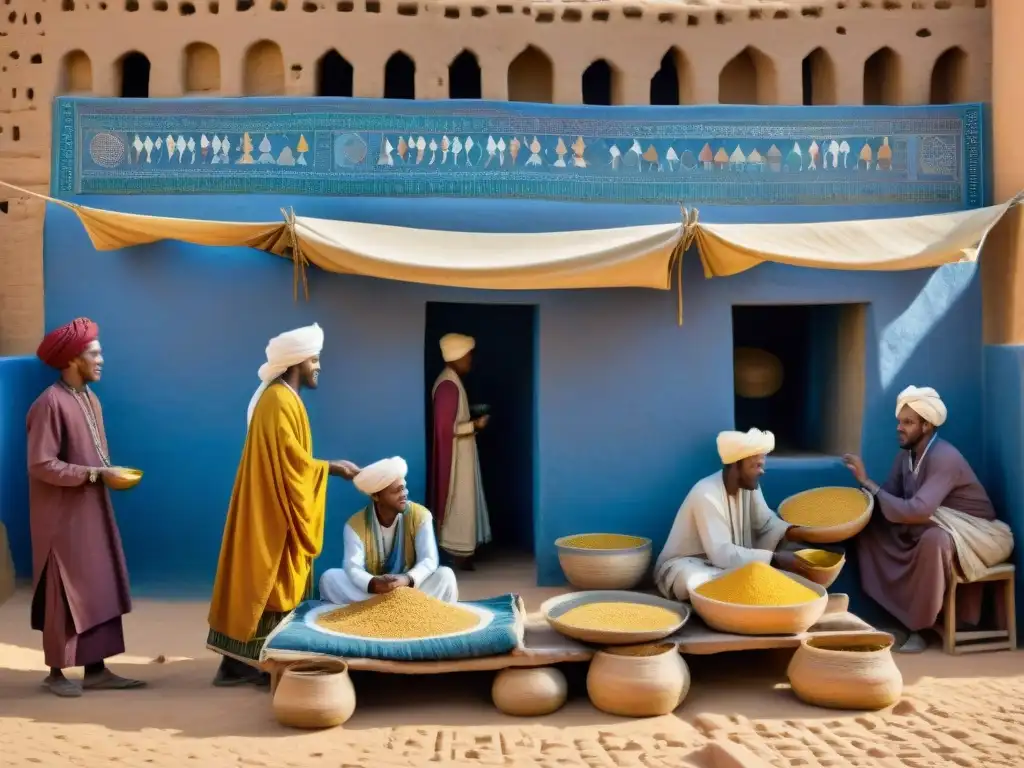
left=207, top=382, right=329, bottom=642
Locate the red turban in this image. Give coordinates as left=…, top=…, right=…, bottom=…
left=36, top=317, right=100, bottom=370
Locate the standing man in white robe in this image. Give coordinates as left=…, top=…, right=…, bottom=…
left=319, top=457, right=458, bottom=606
left=428, top=333, right=492, bottom=571
left=655, top=428, right=816, bottom=601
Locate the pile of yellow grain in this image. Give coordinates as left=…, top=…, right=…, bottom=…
left=557, top=602, right=680, bottom=632
left=779, top=487, right=867, bottom=527
left=604, top=643, right=674, bottom=657
left=316, top=587, right=480, bottom=639
left=559, top=534, right=646, bottom=550
left=795, top=549, right=844, bottom=569
left=694, top=562, right=820, bottom=606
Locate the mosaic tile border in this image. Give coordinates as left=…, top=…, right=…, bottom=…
left=53, top=98, right=985, bottom=208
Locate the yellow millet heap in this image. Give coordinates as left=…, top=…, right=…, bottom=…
left=779, top=487, right=867, bottom=527
left=695, top=562, right=820, bottom=607
left=557, top=602, right=680, bottom=632
left=795, top=549, right=844, bottom=568
left=560, top=534, right=646, bottom=549
left=316, top=587, right=480, bottom=639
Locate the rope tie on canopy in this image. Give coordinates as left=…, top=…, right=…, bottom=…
left=281, top=207, right=310, bottom=303
left=669, top=206, right=700, bottom=326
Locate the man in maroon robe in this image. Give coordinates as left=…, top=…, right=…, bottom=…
left=843, top=385, right=998, bottom=653
left=27, top=317, right=144, bottom=697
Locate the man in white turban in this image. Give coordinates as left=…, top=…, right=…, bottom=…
left=320, top=457, right=458, bottom=606
left=654, top=428, right=817, bottom=601
left=844, top=386, right=1009, bottom=654
left=428, top=333, right=491, bottom=570
left=208, top=323, right=361, bottom=687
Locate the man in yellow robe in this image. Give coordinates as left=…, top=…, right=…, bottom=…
left=207, top=323, right=360, bottom=687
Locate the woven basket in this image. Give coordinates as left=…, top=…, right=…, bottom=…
left=689, top=569, right=828, bottom=636
left=103, top=468, right=143, bottom=491
left=554, top=533, right=652, bottom=590
left=491, top=667, right=568, bottom=716
left=587, top=643, right=690, bottom=717
left=542, top=590, right=690, bottom=645
left=787, top=632, right=902, bottom=710
left=794, top=549, right=846, bottom=588
left=778, top=487, right=873, bottom=544
left=273, top=660, right=356, bottom=729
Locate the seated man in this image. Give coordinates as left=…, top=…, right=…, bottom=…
left=843, top=386, right=1011, bottom=654
left=319, top=457, right=458, bottom=606
left=655, top=428, right=816, bottom=601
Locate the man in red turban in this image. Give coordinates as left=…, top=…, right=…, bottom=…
left=27, top=318, right=145, bottom=697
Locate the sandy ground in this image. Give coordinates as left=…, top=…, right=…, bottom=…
left=1, top=560, right=1022, bottom=767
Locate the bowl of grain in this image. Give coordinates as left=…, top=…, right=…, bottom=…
left=689, top=561, right=828, bottom=636
left=102, top=468, right=143, bottom=491
left=794, top=548, right=846, bottom=588
left=541, top=590, right=690, bottom=646
left=554, top=533, right=652, bottom=590
left=778, top=486, right=873, bottom=544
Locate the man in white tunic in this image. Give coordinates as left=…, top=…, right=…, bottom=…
left=428, top=333, right=492, bottom=570
left=654, top=428, right=816, bottom=601
left=319, top=457, right=458, bottom=605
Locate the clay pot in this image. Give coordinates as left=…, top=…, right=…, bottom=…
left=787, top=632, right=903, bottom=711
left=554, top=534, right=653, bottom=590
left=491, top=667, right=568, bottom=716
left=272, top=660, right=356, bottom=729
left=587, top=644, right=690, bottom=717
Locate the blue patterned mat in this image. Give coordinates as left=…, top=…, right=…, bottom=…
left=261, top=595, right=524, bottom=663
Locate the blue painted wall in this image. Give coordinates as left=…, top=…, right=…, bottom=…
left=30, top=194, right=983, bottom=598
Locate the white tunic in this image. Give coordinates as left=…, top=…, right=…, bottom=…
left=654, top=471, right=792, bottom=600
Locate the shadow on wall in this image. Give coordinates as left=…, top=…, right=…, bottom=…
left=0, top=356, right=54, bottom=579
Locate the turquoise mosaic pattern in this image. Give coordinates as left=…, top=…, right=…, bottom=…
left=53, top=98, right=984, bottom=207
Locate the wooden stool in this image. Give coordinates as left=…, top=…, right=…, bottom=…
left=941, top=562, right=1016, bottom=655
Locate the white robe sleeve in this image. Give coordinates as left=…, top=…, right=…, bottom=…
left=749, top=488, right=792, bottom=552
left=342, top=524, right=374, bottom=594
left=406, top=516, right=440, bottom=588
left=692, top=496, right=775, bottom=569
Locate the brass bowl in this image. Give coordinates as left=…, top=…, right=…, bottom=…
left=103, top=468, right=143, bottom=491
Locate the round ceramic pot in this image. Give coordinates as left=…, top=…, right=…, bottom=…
left=272, top=659, right=357, bottom=729
left=787, top=632, right=903, bottom=711
left=491, top=667, right=568, bottom=716
left=587, top=644, right=690, bottom=717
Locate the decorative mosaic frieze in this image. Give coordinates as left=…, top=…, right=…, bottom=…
left=53, top=98, right=985, bottom=207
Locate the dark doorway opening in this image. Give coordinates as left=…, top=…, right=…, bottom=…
left=424, top=302, right=537, bottom=556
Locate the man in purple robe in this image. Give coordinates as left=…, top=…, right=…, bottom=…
left=843, top=385, right=997, bottom=653
left=27, top=317, right=144, bottom=697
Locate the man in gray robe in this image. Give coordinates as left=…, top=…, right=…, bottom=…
left=655, top=428, right=816, bottom=601
left=843, top=385, right=1006, bottom=653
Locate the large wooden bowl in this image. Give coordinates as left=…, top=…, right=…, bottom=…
left=103, top=468, right=143, bottom=491
left=554, top=533, right=652, bottom=590
left=542, top=590, right=689, bottom=646
left=689, top=569, right=828, bottom=636
left=778, top=487, right=873, bottom=544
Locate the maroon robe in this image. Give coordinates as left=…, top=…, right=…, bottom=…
left=857, top=438, right=997, bottom=632
left=428, top=379, right=459, bottom=529
left=26, top=383, right=132, bottom=669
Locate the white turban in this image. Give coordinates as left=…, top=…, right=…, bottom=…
left=354, top=457, right=409, bottom=496
left=440, top=333, right=475, bottom=363
left=896, top=385, right=947, bottom=427
left=246, top=323, right=325, bottom=426
left=717, top=428, right=775, bottom=465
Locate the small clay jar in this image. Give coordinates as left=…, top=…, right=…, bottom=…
left=787, top=632, right=903, bottom=711
left=272, top=660, right=357, bottom=729
left=587, top=644, right=690, bottom=717
left=492, top=667, right=568, bottom=716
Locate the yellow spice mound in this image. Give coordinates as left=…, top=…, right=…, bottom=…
left=557, top=602, right=680, bottom=632
left=695, top=562, right=820, bottom=607
left=605, top=643, right=674, bottom=657
left=316, top=587, right=480, bottom=639
left=779, top=487, right=867, bottom=527
left=795, top=549, right=844, bottom=569
left=560, top=533, right=646, bottom=550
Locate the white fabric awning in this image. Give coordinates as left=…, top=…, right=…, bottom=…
left=3, top=181, right=1018, bottom=323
